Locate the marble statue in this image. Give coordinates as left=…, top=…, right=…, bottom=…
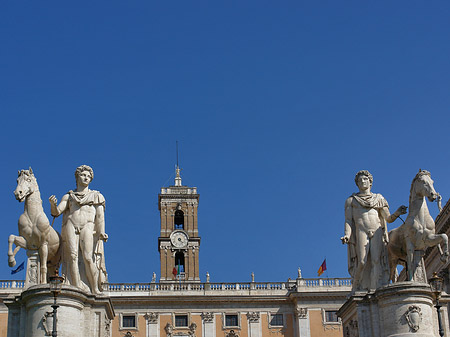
left=8, top=168, right=61, bottom=284
left=251, top=272, right=255, bottom=282
left=388, top=169, right=448, bottom=282
left=297, top=267, right=302, bottom=279
left=152, top=272, right=156, bottom=282
left=341, top=170, right=407, bottom=290
left=49, top=165, right=108, bottom=294
left=206, top=271, right=210, bottom=283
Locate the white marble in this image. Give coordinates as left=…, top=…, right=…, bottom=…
left=49, top=165, right=108, bottom=294
left=388, top=170, right=449, bottom=282
left=338, top=282, right=449, bottom=337
left=8, top=168, right=60, bottom=286
left=341, top=170, right=407, bottom=291
left=5, top=284, right=114, bottom=337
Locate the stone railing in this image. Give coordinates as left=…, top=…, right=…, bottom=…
left=299, top=278, right=352, bottom=287
left=0, top=280, right=25, bottom=294
left=104, top=281, right=295, bottom=292
left=103, top=278, right=351, bottom=295
left=0, top=278, right=352, bottom=294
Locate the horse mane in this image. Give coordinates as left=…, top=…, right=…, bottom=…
left=409, top=170, right=431, bottom=205
left=19, top=169, right=32, bottom=176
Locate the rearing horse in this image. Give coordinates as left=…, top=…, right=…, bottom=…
left=388, top=169, right=448, bottom=282
left=8, top=168, right=61, bottom=283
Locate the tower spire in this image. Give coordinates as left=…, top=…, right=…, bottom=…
left=175, top=141, right=182, bottom=186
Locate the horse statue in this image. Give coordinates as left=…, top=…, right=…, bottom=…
left=8, top=168, right=61, bottom=284
left=388, top=169, right=448, bottom=282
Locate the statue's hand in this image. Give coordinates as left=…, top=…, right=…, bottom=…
left=49, top=195, right=58, bottom=207
left=341, top=235, right=350, bottom=244
left=396, top=205, right=408, bottom=215
left=99, top=232, right=108, bottom=242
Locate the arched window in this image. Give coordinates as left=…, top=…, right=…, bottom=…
left=174, top=210, right=184, bottom=230
left=175, top=252, right=185, bottom=274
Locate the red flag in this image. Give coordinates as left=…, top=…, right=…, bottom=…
left=172, top=267, right=178, bottom=277
left=317, top=259, right=327, bottom=276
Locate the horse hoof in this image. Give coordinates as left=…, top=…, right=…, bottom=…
left=8, top=258, right=16, bottom=268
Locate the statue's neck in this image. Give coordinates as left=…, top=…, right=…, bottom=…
left=357, top=188, right=371, bottom=196
left=76, top=185, right=90, bottom=194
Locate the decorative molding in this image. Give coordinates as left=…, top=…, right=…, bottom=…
left=42, top=311, right=53, bottom=336
left=405, top=305, right=422, bottom=332
left=105, top=314, right=112, bottom=337
left=124, top=332, right=134, bottom=337
left=225, top=330, right=239, bottom=337
left=188, top=323, right=197, bottom=337
left=344, top=320, right=358, bottom=337
left=201, top=312, right=214, bottom=322
left=246, top=312, right=260, bottom=322
left=144, top=312, right=159, bottom=324
left=295, top=308, right=308, bottom=319
left=324, top=325, right=341, bottom=331
left=165, top=323, right=174, bottom=337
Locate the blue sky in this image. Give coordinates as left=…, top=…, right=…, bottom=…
left=1, top=2, right=450, bottom=283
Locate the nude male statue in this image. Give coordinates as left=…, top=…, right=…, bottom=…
left=49, top=165, right=108, bottom=294
left=341, top=170, right=407, bottom=290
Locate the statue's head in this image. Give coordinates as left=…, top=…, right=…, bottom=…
left=14, top=167, right=38, bottom=202
left=75, top=165, right=94, bottom=185
left=355, top=170, right=373, bottom=188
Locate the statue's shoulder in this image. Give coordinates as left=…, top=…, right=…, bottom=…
left=90, top=190, right=106, bottom=205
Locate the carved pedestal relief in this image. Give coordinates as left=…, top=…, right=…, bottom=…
left=405, top=305, right=422, bottom=333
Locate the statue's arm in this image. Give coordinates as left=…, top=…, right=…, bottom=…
left=95, top=204, right=108, bottom=242
left=49, top=194, right=69, bottom=217
left=382, top=205, right=407, bottom=223
left=341, top=198, right=353, bottom=244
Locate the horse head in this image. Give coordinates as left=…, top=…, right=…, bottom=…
left=410, top=169, right=438, bottom=202
left=14, top=167, right=38, bottom=202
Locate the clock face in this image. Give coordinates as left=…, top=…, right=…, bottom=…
left=171, top=231, right=188, bottom=248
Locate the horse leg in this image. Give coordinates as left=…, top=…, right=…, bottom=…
left=39, top=242, right=49, bottom=284
left=425, top=234, right=449, bottom=262
left=8, top=235, right=26, bottom=267
left=405, top=239, right=415, bottom=281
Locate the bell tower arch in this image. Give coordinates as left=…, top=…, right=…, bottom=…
left=158, top=167, right=200, bottom=282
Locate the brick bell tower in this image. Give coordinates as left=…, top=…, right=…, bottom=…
left=158, top=166, right=200, bottom=282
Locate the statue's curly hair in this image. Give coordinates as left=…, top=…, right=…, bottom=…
left=75, top=165, right=94, bottom=182
left=354, top=170, right=373, bottom=187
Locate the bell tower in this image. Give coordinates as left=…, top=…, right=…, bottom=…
left=158, top=166, right=200, bottom=282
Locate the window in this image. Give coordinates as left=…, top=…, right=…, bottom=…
left=175, top=315, right=188, bottom=327
left=175, top=252, right=185, bottom=276
left=270, top=314, right=283, bottom=326
left=122, top=315, right=136, bottom=328
left=225, top=314, right=238, bottom=327
left=324, top=311, right=339, bottom=323
left=174, top=210, right=184, bottom=229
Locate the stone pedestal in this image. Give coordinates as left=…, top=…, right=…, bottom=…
left=338, top=282, right=449, bottom=337
left=5, top=284, right=114, bottom=337
left=24, top=250, right=40, bottom=289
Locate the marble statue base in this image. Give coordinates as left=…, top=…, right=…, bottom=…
left=5, top=284, right=114, bottom=337
left=338, top=282, right=449, bottom=337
